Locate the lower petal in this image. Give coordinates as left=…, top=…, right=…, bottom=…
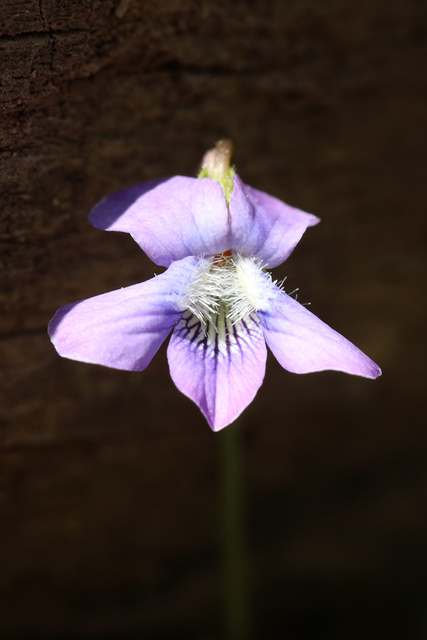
left=167, top=310, right=267, bottom=431
left=259, top=293, right=381, bottom=378
left=49, top=256, right=201, bottom=371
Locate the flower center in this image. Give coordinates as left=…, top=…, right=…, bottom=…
left=179, top=253, right=275, bottom=331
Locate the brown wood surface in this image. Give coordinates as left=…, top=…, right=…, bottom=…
left=1, top=1, right=427, bottom=638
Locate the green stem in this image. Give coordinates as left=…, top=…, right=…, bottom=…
left=220, top=421, right=250, bottom=640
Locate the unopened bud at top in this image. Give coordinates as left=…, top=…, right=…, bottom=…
left=198, top=139, right=235, bottom=204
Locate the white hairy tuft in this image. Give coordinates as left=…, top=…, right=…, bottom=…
left=179, top=253, right=280, bottom=330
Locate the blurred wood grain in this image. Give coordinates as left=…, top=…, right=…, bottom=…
left=1, top=0, right=426, bottom=638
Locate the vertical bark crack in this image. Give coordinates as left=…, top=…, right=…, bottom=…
left=38, top=0, right=55, bottom=70
left=38, top=0, right=46, bottom=29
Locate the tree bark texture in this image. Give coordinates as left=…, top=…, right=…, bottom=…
left=1, top=1, right=426, bottom=638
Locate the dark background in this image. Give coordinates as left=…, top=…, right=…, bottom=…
left=1, top=1, right=426, bottom=638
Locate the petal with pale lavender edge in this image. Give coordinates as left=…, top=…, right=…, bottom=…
left=89, top=177, right=230, bottom=267
left=258, top=292, right=382, bottom=378
left=48, top=257, right=202, bottom=371
left=167, top=310, right=267, bottom=431
left=229, top=174, right=320, bottom=268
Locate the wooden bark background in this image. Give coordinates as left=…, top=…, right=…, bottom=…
left=1, top=0, right=426, bottom=638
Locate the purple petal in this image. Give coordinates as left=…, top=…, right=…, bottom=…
left=48, top=256, right=201, bottom=371
left=258, top=293, right=381, bottom=378
left=89, top=177, right=230, bottom=267
left=167, top=311, right=267, bottom=431
left=229, top=174, right=320, bottom=268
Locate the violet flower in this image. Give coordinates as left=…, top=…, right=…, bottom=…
left=49, top=143, right=381, bottom=431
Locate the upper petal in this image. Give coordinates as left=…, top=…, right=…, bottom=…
left=229, top=174, right=320, bottom=268
left=167, top=311, right=267, bottom=431
left=258, top=291, right=381, bottom=378
left=89, top=177, right=230, bottom=267
left=48, top=256, right=201, bottom=371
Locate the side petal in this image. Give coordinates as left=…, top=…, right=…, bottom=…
left=89, top=177, right=230, bottom=267
left=48, top=256, right=201, bottom=371
left=258, top=292, right=381, bottom=378
left=167, top=311, right=267, bottom=431
left=229, top=174, right=320, bottom=268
